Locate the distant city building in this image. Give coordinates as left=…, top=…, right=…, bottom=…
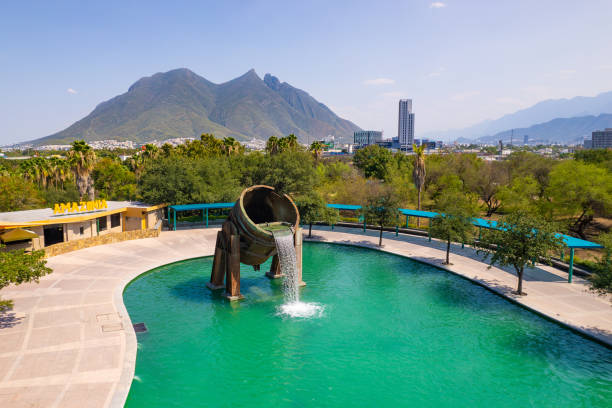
left=354, top=130, right=383, bottom=148
left=398, top=99, right=415, bottom=148
left=523, top=135, right=529, bottom=145
left=583, top=139, right=593, bottom=149
left=591, top=128, right=612, bottom=149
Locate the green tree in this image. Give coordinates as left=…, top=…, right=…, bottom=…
left=412, top=144, right=427, bottom=225
left=497, top=175, right=540, bottom=214
left=266, top=136, right=280, bottom=155
left=251, top=151, right=318, bottom=196
left=309, top=140, right=324, bottom=161
left=362, top=183, right=400, bottom=246
left=295, top=191, right=339, bottom=237
left=430, top=192, right=478, bottom=265
left=465, top=160, right=508, bottom=217
left=588, top=232, right=612, bottom=296
left=92, top=158, right=137, bottom=200
left=0, top=174, right=44, bottom=211
left=353, top=144, right=393, bottom=180
left=222, top=137, right=243, bottom=156
left=545, top=160, right=612, bottom=238
left=66, top=140, right=97, bottom=200
left=0, top=244, right=52, bottom=311
left=574, top=148, right=612, bottom=172
left=477, top=210, right=564, bottom=295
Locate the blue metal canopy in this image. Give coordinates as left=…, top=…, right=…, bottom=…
left=170, top=201, right=603, bottom=283
left=170, top=203, right=235, bottom=211
left=326, top=204, right=362, bottom=211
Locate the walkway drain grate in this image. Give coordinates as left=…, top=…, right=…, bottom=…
left=133, top=322, right=148, bottom=333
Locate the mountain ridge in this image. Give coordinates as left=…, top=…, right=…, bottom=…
left=475, top=113, right=612, bottom=145
left=422, top=91, right=612, bottom=142
left=32, top=68, right=361, bottom=146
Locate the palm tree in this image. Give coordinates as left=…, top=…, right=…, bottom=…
left=127, top=153, right=145, bottom=180
left=286, top=134, right=299, bottom=150
left=309, top=141, right=324, bottom=161
left=48, top=157, right=71, bottom=190
left=222, top=137, right=241, bottom=156
left=412, top=144, right=427, bottom=227
left=67, top=140, right=97, bottom=200
left=266, top=136, right=279, bottom=155
left=141, top=144, right=159, bottom=161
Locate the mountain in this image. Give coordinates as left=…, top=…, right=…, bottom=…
left=422, top=91, right=612, bottom=142
left=476, top=114, right=612, bottom=145
left=33, top=68, right=360, bottom=145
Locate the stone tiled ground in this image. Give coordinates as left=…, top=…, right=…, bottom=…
left=0, top=227, right=610, bottom=408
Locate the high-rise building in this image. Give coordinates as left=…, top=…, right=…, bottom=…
left=353, top=130, right=383, bottom=148
left=523, top=135, right=529, bottom=145
left=591, top=128, right=612, bottom=149
left=398, top=99, right=415, bottom=148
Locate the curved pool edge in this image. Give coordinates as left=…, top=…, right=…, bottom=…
left=2, top=227, right=604, bottom=408
left=110, top=228, right=612, bottom=407
left=110, top=255, right=215, bottom=408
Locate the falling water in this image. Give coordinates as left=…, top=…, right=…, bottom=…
left=272, top=229, right=300, bottom=303
left=272, top=228, right=324, bottom=318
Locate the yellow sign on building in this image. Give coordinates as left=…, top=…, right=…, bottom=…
left=53, top=200, right=108, bottom=215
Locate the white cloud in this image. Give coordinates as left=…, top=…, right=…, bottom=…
left=430, top=2, right=446, bottom=8
left=363, top=78, right=395, bottom=86
left=595, top=64, right=612, bottom=71
left=67, top=88, right=78, bottom=94
left=450, top=91, right=480, bottom=101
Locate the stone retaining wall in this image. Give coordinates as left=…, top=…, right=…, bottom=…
left=44, top=228, right=161, bottom=257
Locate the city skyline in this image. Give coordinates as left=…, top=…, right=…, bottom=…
left=2, top=1, right=612, bottom=144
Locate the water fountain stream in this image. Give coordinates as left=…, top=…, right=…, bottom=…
left=272, top=228, right=323, bottom=318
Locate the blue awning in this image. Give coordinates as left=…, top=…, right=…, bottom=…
left=170, top=201, right=603, bottom=249
left=169, top=203, right=235, bottom=211
left=326, top=204, right=362, bottom=211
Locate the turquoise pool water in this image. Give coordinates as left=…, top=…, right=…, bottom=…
left=124, top=243, right=612, bottom=407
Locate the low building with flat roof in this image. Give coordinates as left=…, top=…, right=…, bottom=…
left=0, top=200, right=166, bottom=251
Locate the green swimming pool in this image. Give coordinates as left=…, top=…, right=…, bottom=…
left=124, top=243, right=612, bottom=407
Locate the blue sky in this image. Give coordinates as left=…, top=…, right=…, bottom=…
left=1, top=0, right=612, bottom=144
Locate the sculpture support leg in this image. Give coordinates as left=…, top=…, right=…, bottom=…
left=295, top=227, right=306, bottom=286
left=225, top=234, right=244, bottom=301
left=265, top=254, right=283, bottom=279
left=207, top=231, right=226, bottom=290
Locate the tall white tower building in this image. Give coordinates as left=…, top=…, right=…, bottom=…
left=398, top=99, right=415, bottom=149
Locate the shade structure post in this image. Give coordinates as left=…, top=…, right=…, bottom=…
left=396, top=225, right=399, bottom=236
left=568, top=248, right=574, bottom=283
left=207, top=231, right=226, bottom=290
left=363, top=219, right=366, bottom=232
left=225, top=233, right=243, bottom=300
left=206, top=208, right=209, bottom=227
left=173, top=209, right=176, bottom=231
left=428, top=220, right=431, bottom=242
left=405, top=215, right=409, bottom=228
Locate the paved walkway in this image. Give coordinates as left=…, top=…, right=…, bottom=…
left=0, top=227, right=610, bottom=408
